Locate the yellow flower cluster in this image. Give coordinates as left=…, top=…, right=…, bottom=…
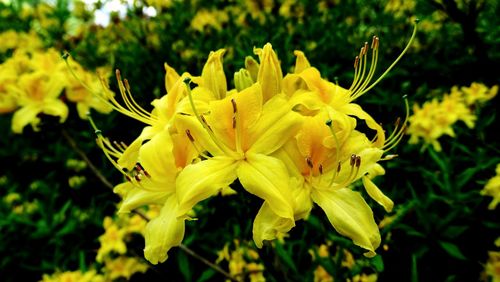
left=483, top=238, right=500, bottom=282
left=481, top=164, right=500, bottom=210
left=407, top=82, right=497, bottom=151
left=92, top=22, right=417, bottom=264
left=0, top=30, right=112, bottom=133
left=40, top=269, right=104, bottom=282
left=309, top=242, right=377, bottom=282
left=216, top=240, right=266, bottom=282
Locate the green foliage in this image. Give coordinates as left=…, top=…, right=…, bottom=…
left=1, top=0, right=499, bottom=281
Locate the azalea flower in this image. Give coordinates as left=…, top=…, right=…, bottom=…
left=7, top=71, right=68, bottom=133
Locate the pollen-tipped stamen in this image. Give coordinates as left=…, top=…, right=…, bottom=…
left=351, top=20, right=419, bottom=101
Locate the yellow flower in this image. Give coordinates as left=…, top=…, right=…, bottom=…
left=481, top=164, right=500, bottom=210
left=96, top=217, right=128, bottom=262
left=175, top=81, right=302, bottom=244
left=460, top=82, right=498, bottom=106
left=407, top=86, right=476, bottom=151
left=349, top=273, right=378, bottom=282
left=103, top=256, right=148, bottom=280
left=191, top=9, right=229, bottom=32
left=40, top=269, right=104, bottom=282
left=313, top=266, right=333, bottom=282
left=64, top=61, right=112, bottom=119
left=8, top=71, right=68, bottom=133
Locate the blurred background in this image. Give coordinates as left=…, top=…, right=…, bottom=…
left=0, top=0, right=499, bottom=281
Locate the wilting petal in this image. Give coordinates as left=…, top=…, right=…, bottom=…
left=237, top=153, right=294, bottom=220
left=252, top=202, right=295, bottom=248
left=311, top=188, right=381, bottom=257
left=362, top=176, right=393, bottom=212
left=176, top=156, right=237, bottom=217
left=144, top=195, right=185, bottom=264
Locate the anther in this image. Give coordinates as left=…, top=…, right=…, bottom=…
left=306, top=157, right=314, bottom=168
left=319, top=164, right=323, bottom=174
left=394, top=117, right=401, bottom=127
left=350, top=154, right=357, bottom=166
left=355, top=156, right=361, bottom=168
left=186, top=129, right=195, bottom=142
left=62, top=52, right=70, bottom=60
left=124, top=79, right=131, bottom=91
left=122, top=167, right=129, bottom=173
left=325, top=119, right=333, bottom=127
left=232, top=116, right=237, bottom=129
left=371, top=36, right=379, bottom=49
left=115, top=69, right=122, bottom=81
left=136, top=163, right=150, bottom=178
left=200, top=115, right=213, bottom=131
left=362, top=42, right=368, bottom=55
left=354, top=56, right=360, bottom=68
left=231, top=99, right=237, bottom=113
left=125, top=175, right=132, bottom=182
left=134, top=174, right=141, bottom=182
left=337, top=162, right=341, bottom=172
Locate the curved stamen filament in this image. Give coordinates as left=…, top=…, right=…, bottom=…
left=184, top=79, right=234, bottom=156
left=352, top=20, right=419, bottom=100
left=351, top=37, right=379, bottom=100
left=350, top=44, right=369, bottom=95
left=382, top=96, right=409, bottom=152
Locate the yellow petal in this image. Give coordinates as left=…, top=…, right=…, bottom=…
left=252, top=202, right=295, bottom=248
left=293, top=50, right=310, bottom=74
left=164, top=62, right=180, bottom=93
left=41, top=99, right=69, bottom=123
left=144, top=195, right=185, bottom=264
left=245, top=56, right=259, bottom=82
left=255, top=43, right=283, bottom=102
left=11, top=103, right=42, bottom=133
left=118, top=188, right=171, bottom=213
left=249, top=95, right=303, bottom=155
left=362, top=176, right=394, bottom=212
left=176, top=156, right=237, bottom=217
left=201, top=49, right=227, bottom=100
left=340, top=103, right=385, bottom=147
left=237, top=153, right=295, bottom=220
left=139, top=130, right=177, bottom=187
left=311, top=188, right=381, bottom=257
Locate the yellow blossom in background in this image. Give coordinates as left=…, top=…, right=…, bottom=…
left=103, top=256, right=149, bottom=280
left=349, top=273, right=378, bottom=282
left=96, top=217, right=128, bottom=262
left=407, top=86, right=477, bottom=151
left=314, top=266, right=333, bottom=282
left=40, top=269, right=104, bottom=282
left=3, top=192, right=21, bottom=205
left=484, top=251, right=500, bottom=282
left=191, top=9, right=229, bottom=32
left=460, top=82, right=498, bottom=106
left=64, top=60, right=113, bottom=119
left=481, top=164, right=500, bottom=210
left=0, top=30, right=43, bottom=53
left=7, top=71, right=68, bottom=133
left=384, top=0, right=415, bottom=18
left=216, top=240, right=266, bottom=282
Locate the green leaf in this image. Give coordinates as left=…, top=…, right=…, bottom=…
left=370, top=255, right=384, bottom=272
left=274, top=241, right=298, bottom=273
left=438, top=241, right=467, bottom=260
left=442, top=226, right=469, bottom=239
left=177, top=251, right=192, bottom=281
left=197, top=268, right=216, bottom=282
left=411, top=254, right=418, bottom=282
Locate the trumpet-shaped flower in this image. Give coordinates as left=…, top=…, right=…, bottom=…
left=481, top=164, right=500, bottom=210
left=175, top=82, right=302, bottom=243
